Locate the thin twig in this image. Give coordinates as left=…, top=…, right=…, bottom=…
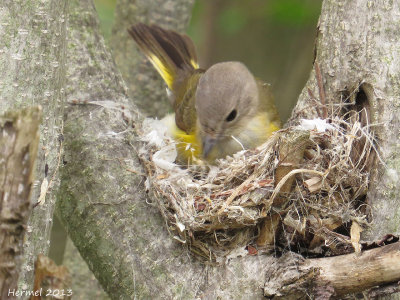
left=307, top=88, right=322, bottom=118
left=315, top=62, right=328, bottom=119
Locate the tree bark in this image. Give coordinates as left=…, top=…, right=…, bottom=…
left=110, top=0, right=195, bottom=117
left=62, top=238, right=109, bottom=299
left=264, top=241, right=400, bottom=299
left=0, top=0, right=67, bottom=291
left=0, top=107, right=41, bottom=300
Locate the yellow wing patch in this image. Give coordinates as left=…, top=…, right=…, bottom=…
left=162, top=114, right=201, bottom=163
left=190, top=59, right=199, bottom=69
left=173, top=129, right=201, bottom=163
left=148, top=55, right=198, bottom=90
left=149, top=54, right=174, bottom=89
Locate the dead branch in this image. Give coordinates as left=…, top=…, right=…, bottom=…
left=0, top=107, right=41, bottom=299
left=264, top=242, right=400, bottom=299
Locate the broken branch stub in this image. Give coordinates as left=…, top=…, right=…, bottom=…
left=0, top=107, right=41, bottom=299
left=264, top=242, right=400, bottom=298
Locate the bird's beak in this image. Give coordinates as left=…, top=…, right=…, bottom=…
left=202, top=134, right=217, bottom=158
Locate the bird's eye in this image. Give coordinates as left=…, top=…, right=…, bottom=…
left=226, top=109, right=237, bottom=122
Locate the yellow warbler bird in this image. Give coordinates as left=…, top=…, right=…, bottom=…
left=128, top=23, right=280, bottom=163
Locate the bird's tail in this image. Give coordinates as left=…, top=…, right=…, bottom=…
left=128, top=23, right=199, bottom=90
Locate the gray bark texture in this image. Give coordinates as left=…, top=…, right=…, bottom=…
left=62, top=238, right=109, bottom=299
left=110, top=0, right=195, bottom=118
left=0, top=0, right=67, bottom=291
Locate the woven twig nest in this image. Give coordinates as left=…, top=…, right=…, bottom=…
left=139, top=111, right=375, bottom=260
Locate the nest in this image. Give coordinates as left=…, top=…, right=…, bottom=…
left=138, top=111, right=376, bottom=261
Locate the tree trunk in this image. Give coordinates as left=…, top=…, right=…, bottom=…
left=62, top=238, right=109, bottom=299
left=0, top=0, right=67, bottom=291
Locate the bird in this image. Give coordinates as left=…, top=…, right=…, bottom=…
left=128, top=23, right=280, bottom=164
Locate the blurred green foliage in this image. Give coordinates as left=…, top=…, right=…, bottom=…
left=218, top=6, right=248, bottom=36
left=268, top=0, right=321, bottom=25
left=94, top=0, right=116, bottom=40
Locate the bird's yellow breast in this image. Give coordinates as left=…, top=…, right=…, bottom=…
left=162, top=113, right=279, bottom=164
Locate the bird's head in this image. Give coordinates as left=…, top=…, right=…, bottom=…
left=195, top=62, right=259, bottom=159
